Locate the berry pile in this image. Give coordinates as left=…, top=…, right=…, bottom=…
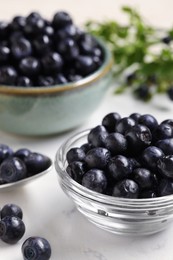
left=0, top=145, right=51, bottom=184
left=0, top=11, right=104, bottom=87
left=66, top=112, right=173, bottom=198
left=0, top=203, right=51, bottom=259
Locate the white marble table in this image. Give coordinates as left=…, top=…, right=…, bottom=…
left=1, top=1, right=173, bottom=259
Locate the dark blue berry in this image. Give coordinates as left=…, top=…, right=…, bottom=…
left=55, top=24, right=77, bottom=40
left=0, top=144, right=13, bottom=163
left=0, top=66, right=17, bottom=85
left=80, top=143, right=93, bottom=154
left=105, top=133, right=127, bottom=155
left=0, top=157, right=27, bottom=183
left=19, top=57, right=40, bottom=77
left=75, top=55, right=96, bottom=76
left=132, top=168, right=154, bottom=189
left=66, top=161, right=87, bottom=184
left=78, top=34, right=97, bottom=55
left=102, top=112, right=121, bottom=132
left=56, top=38, right=79, bottom=60
left=0, top=216, right=25, bottom=244
left=161, top=119, right=173, bottom=127
left=142, top=146, right=164, bottom=170
left=55, top=73, right=67, bottom=84
left=139, top=190, right=157, bottom=198
left=10, top=16, right=26, bottom=30
left=17, top=76, right=33, bottom=87
left=37, top=76, right=55, bottom=86
left=138, top=114, right=158, bottom=132
left=153, top=123, right=173, bottom=141
left=129, top=113, right=141, bottom=123
left=66, top=148, right=85, bottom=164
left=112, top=179, right=139, bottom=198
left=155, top=138, right=173, bottom=155
left=162, top=36, right=172, bottom=44
left=33, top=35, right=51, bottom=55
left=157, top=155, right=173, bottom=179
left=126, top=124, right=152, bottom=154
left=107, top=155, right=132, bottom=181
left=158, top=178, right=173, bottom=197
left=11, top=38, right=32, bottom=60
left=41, top=52, right=63, bottom=74
left=14, top=148, right=31, bottom=160
left=24, top=13, right=45, bottom=35
left=128, top=157, right=141, bottom=170
left=88, top=125, right=108, bottom=147
left=82, top=169, right=107, bottom=193
left=85, top=147, right=111, bottom=170
left=0, top=46, right=10, bottom=63
left=52, top=11, right=72, bottom=29
left=1, top=203, right=23, bottom=219
left=43, top=25, right=54, bottom=37
left=22, top=236, right=51, bottom=260
left=134, top=84, right=150, bottom=101
left=68, top=74, right=82, bottom=82
left=24, top=153, right=51, bottom=176
left=115, top=117, right=136, bottom=135
left=0, top=22, right=9, bottom=39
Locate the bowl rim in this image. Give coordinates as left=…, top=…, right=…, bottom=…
left=0, top=37, right=113, bottom=96
left=55, top=129, right=173, bottom=206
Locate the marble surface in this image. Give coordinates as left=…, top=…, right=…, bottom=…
left=1, top=1, right=173, bottom=259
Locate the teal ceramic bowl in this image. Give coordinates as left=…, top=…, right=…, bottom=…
left=0, top=39, right=113, bottom=136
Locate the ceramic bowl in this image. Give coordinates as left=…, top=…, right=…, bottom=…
left=0, top=38, right=113, bottom=136
left=55, top=129, right=173, bottom=236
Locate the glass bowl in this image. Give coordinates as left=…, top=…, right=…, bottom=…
left=55, top=130, right=173, bottom=236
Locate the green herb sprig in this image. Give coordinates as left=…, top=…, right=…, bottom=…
left=85, top=6, right=173, bottom=101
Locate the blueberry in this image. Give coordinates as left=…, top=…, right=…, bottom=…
left=132, top=168, right=154, bottom=189
left=14, top=148, right=31, bottom=160
left=105, top=133, right=127, bottom=155
left=126, top=72, right=136, bottom=84
left=78, top=34, right=97, bottom=55
left=161, top=119, right=173, bottom=127
left=52, top=11, right=73, bottom=29
left=24, top=13, right=45, bottom=35
left=157, top=155, right=173, bottom=179
left=37, top=76, right=55, bottom=86
left=0, top=66, right=17, bottom=85
left=19, top=57, right=40, bottom=77
left=82, top=169, right=107, bottom=193
left=68, top=74, right=82, bottom=82
left=24, top=152, right=51, bottom=176
left=142, top=146, right=164, bottom=170
left=107, top=155, right=132, bottom=181
left=155, top=138, right=173, bottom=155
left=0, top=157, right=27, bottom=183
left=153, top=123, right=173, bottom=141
left=125, top=124, right=152, bottom=154
left=10, top=16, right=26, bottom=30
left=139, top=190, right=157, bottom=198
left=11, top=38, right=32, bottom=60
left=55, top=24, right=77, bottom=40
left=112, top=179, right=139, bottom=198
left=138, top=114, right=158, bottom=132
left=0, top=46, right=10, bottom=63
left=134, top=84, right=151, bottom=101
left=55, top=73, right=67, bottom=84
left=0, top=22, right=9, bottom=39
left=129, top=113, right=141, bottom=123
left=9, top=31, right=24, bottom=43
left=22, top=236, right=51, bottom=260
left=0, top=216, right=25, bottom=244
left=85, top=147, right=111, bottom=169
left=158, top=178, right=173, bottom=196
left=66, top=161, right=87, bottom=183
left=33, top=35, right=51, bottom=55
left=0, top=144, right=13, bottom=163
left=162, top=36, right=172, bottom=44
left=88, top=125, right=108, bottom=147
left=66, top=147, right=85, bottom=164
left=1, top=203, right=23, bottom=219
left=17, top=76, right=33, bottom=87
left=56, top=38, right=79, bottom=60
left=80, top=143, right=93, bottom=154
left=41, top=52, right=63, bottom=74
left=102, top=112, right=121, bottom=132
left=75, top=55, right=96, bottom=76
left=128, top=157, right=141, bottom=170
left=115, top=117, right=136, bottom=135
left=43, top=25, right=54, bottom=37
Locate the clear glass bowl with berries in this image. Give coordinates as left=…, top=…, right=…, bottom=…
left=0, top=11, right=112, bottom=135
left=55, top=112, right=173, bottom=236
